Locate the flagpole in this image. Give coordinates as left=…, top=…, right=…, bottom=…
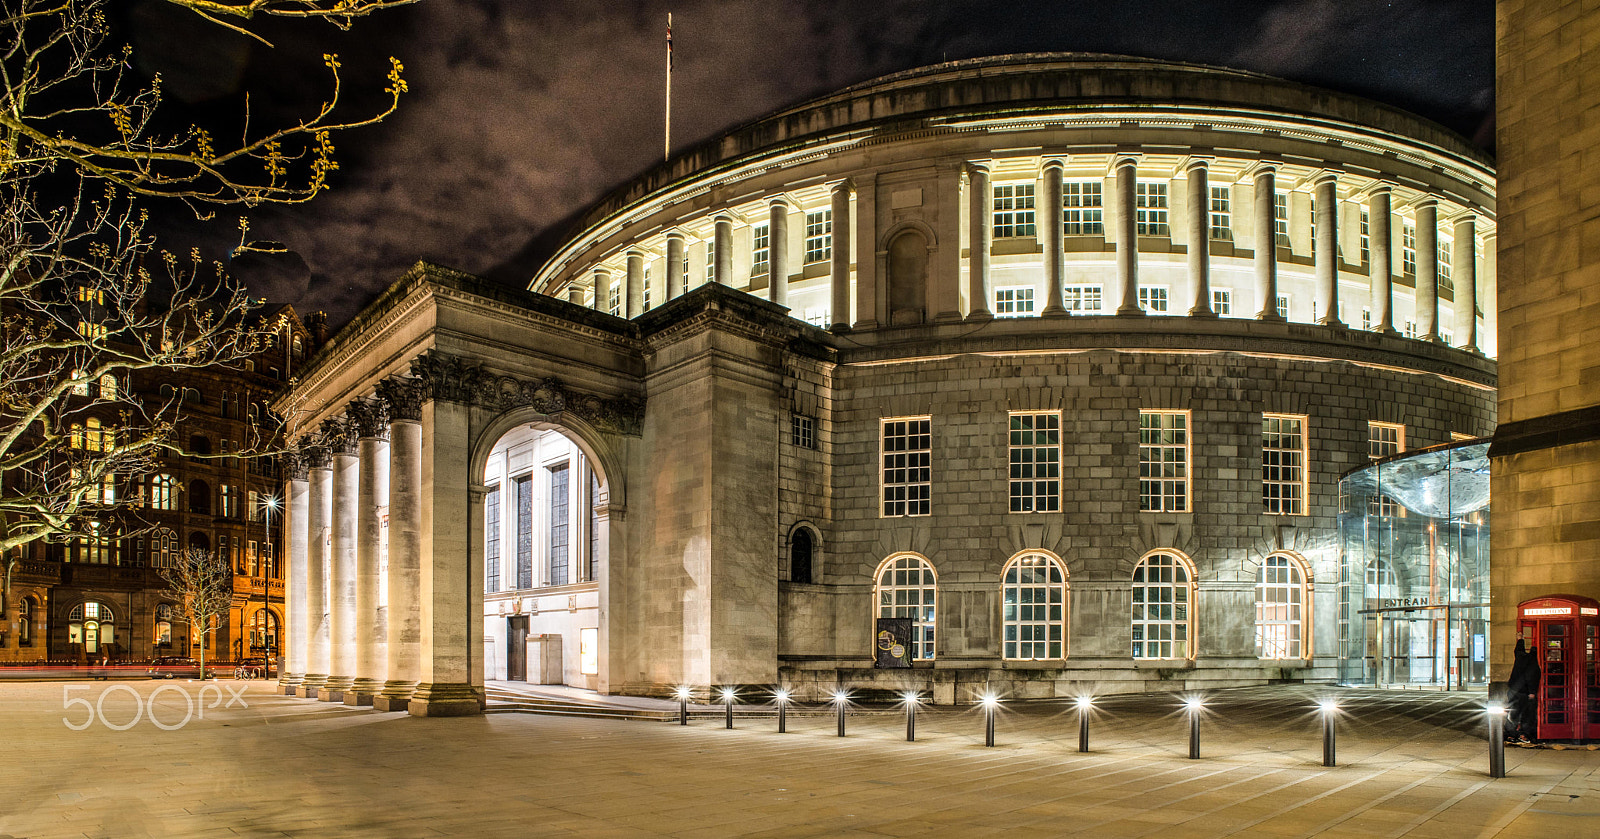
left=665, top=12, right=672, bottom=162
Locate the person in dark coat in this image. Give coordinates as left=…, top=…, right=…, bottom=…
left=1506, top=633, right=1541, bottom=743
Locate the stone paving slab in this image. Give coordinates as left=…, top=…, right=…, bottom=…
left=0, top=682, right=1595, bottom=838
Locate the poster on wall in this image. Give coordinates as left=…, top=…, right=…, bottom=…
left=875, top=617, right=913, bottom=668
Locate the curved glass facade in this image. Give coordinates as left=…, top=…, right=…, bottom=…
left=1338, top=440, right=1490, bottom=688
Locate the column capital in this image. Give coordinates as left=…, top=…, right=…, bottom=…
left=1310, top=169, right=1341, bottom=187
left=409, top=350, right=488, bottom=405
left=321, top=416, right=358, bottom=457
left=1039, top=157, right=1067, bottom=174
left=346, top=397, right=390, bottom=440
left=964, top=159, right=992, bottom=177
left=1109, top=153, right=1142, bottom=174
left=1242, top=159, right=1281, bottom=180
left=284, top=447, right=310, bottom=482
left=829, top=178, right=855, bottom=197
left=766, top=195, right=793, bottom=211
left=375, top=376, right=425, bottom=422
left=1408, top=194, right=1440, bottom=212
left=302, top=439, right=331, bottom=470
left=1356, top=179, right=1395, bottom=200
left=1179, top=154, right=1214, bottom=174
left=664, top=229, right=686, bottom=243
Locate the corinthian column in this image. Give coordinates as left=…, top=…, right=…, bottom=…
left=278, top=450, right=309, bottom=695
left=967, top=162, right=993, bottom=320
left=1113, top=156, right=1144, bottom=316
left=297, top=443, right=331, bottom=697
left=1186, top=159, right=1215, bottom=317
left=346, top=399, right=388, bottom=705
left=1254, top=165, right=1283, bottom=321
left=374, top=377, right=425, bottom=713
left=1415, top=197, right=1439, bottom=341
left=319, top=417, right=358, bottom=701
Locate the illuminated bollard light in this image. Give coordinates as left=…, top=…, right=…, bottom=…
left=1487, top=703, right=1506, bottom=779
left=980, top=693, right=1000, bottom=748
left=773, top=689, right=791, bottom=734
left=1184, top=696, right=1204, bottom=759
left=674, top=685, right=692, bottom=726
left=722, top=687, right=737, bottom=730
left=1319, top=700, right=1338, bottom=767
left=832, top=690, right=850, bottom=737
left=1077, top=696, right=1094, bottom=753
left=903, top=691, right=920, bottom=742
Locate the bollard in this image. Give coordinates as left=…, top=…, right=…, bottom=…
left=832, top=691, right=849, bottom=737
left=722, top=687, right=736, bottom=729
left=981, top=694, right=999, bottom=747
left=1320, top=701, right=1338, bottom=767
left=903, top=692, right=918, bottom=742
left=1185, top=697, right=1204, bottom=759
left=675, top=685, right=691, bottom=726
left=1488, top=704, right=1506, bottom=779
left=774, top=689, right=790, bottom=734
left=1077, top=696, right=1093, bottom=753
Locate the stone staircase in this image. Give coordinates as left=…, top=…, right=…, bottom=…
left=483, top=686, right=900, bottom=722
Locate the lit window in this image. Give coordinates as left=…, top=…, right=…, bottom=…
left=1209, top=185, right=1231, bottom=240
left=1132, top=552, right=1193, bottom=659
left=580, top=627, right=599, bottom=675
left=1359, top=209, right=1371, bottom=262
left=790, top=414, right=816, bottom=449
left=875, top=555, right=936, bottom=660
left=751, top=223, right=770, bottom=276
left=76, top=320, right=107, bottom=339
left=485, top=484, right=501, bottom=593
left=704, top=240, right=715, bottom=285
left=1402, top=221, right=1416, bottom=274
left=1136, top=181, right=1169, bottom=236
left=1276, top=294, right=1290, bottom=320
left=1064, top=285, right=1103, bottom=313
left=1009, top=412, right=1060, bottom=513
left=992, top=183, right=1036, bottom=238
left=608, top=283, right=621, bottom=316
left=71, top=371, right=89, bottom=396
left=882, top=417, right=931, bottom=517
left=1063, top=181, right=1103, bottom=235
left=1437, top=237, right=1453, bottom=293
left=1002, top=554, right=1067, bottom=660
left=1368, top=421, right=1404, bottom=460
left=1274, top=192, right=1289, bottom=246
left=549, top=463, right=569, bottom=587
left=18, top=598, right=32, bottom=646
left=98, top=375, right=116, bottom=399
left=75, top=285, right=105, bottom=306
left=1262, top=414, right=1307, bottom=515
left=1137, top=286, right=1169, bottom=314
left=1212, top=289, right=1232, bottom=315
left=515, top=474, right=533, bottom=589
left=804, top=210, right=832, bottom=264
left=642, top=266, right=652, bottom=310
left=1256, top=554, right=1307, bottom=659
left=1362, top=307, right=1372, bottom=330
left=995, top=286, right=1035, bottom=317
left=1140, top=411, right=1189, bottom=513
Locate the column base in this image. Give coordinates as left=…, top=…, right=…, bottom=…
left=1187, top=307, right=1218, bottom=318
left=1318, top=317, right=1345, bottom=328
left=829, top=323, right=852, bottom=334
left=319, top=675, right=354, bottom=702
left=1116, top=305, right=1146, bottom=316
left=343, top=677, right=384, bottom=706
left=1256, top=312, right=1286, bottom=323
left=407, top=682, right=485, bottom=717
left=296, top=674, right=328, bottom=698
left=1039, top=305, right=1070, bottom=318
left=932, top=310, right=964, bottom=324
left=965, top=311, right=993, bottom=323
left=278, top=671, right=305, bottom=695
left=373, top=679, right=417, bottom=712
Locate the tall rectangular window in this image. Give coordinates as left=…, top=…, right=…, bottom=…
left=1063, top=181, right=1103, bottom=235
left=1274, top=192, right=1290, bottom=246
left=1263, top=415, right=1307, bottom=515
left=804, top=210, right=832, bottom=263
left=995, top=286, right=1035, bottom=317
left=1437, top=237, right=1453, bottom=293
left=1064, top=285, right=1103, bottom=313
left=485, top=484, right=501, bottom=593
left=587, top=470, right=601, bottom=581
left=790, top=414, right=816, bottom=449
left=992, top=183, right=1036, bottom=238
left=1359, top=209, right=1371, bottom=262
left=705, top=240, right=716, bottom=284
left=1138, top=286, right=1169, bottom=313
left=1368, top=421, right=1404, bottom=460
left=1140, top=411, right=1189, bottom=512
left=1212, top=289, right=1232, bottom=315
left=882, top=417, right=931, bottom=517
left=1209, top=185, right=1232, bottom=240
left=608, top=283, right=620, bottom=316
left=1362, top=307, right=1372, bottom=330
left=1009, top=412, right=1060, bottom=513
left=548, top=464, right=569, bottom=586
left=1404, top=320, right=1418, bottom=338
left=1136, top=181, right=1169, bottom=236
left=1276, top=294, right=1290, bottom=320
left=515, top=474, right=533, bottom=588
left=1402, top=221, right=1416, bottom=274
left=751, top=223, right=770, bottom=276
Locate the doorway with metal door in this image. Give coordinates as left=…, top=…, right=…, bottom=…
left=506, top=615, right=529, bottom=682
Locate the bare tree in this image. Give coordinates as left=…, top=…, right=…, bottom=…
left=159, top=547, right=234, bottom=678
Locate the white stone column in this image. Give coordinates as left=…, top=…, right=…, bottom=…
left=1314, top=172, right=1343, bottom=326
left=665, top=231, right=686, bottom=301
left=624, top=250, right=644, bottom=318
left=566, top=287, right=583, bottom=305
left=297, top=446, right=331, bottom=697
left=1369, top=185, right=1395, bottom=332
left=279, top=454, right=309, bottom=694
left=374, top=378, right=423, bottom=712
left=713, top=214, right=734, bottom=286
left=1454, top=214, right=1479, bottom=352
left=1254, top=166, right=1283, bottom=321
left=830, top=181, right=853, bottom=330
left=319, top=418, right=358, bottom=701
left=1482, top=230, right=1498, bottom=356
left=1113, top=156, right=1143, bottom=316
left=967, top=162, right=993, bottom=320
left=1186, top=159, right=1215, bottom=317
left=1415, top=198, right=1439, bottom=341
left=592, top=268, right=612, bottom=314
left=347, top=400, right=388, bottom=705
left=768, top=199, right=790, bottom=308
left=1041, top=160, right=1068, bottom=316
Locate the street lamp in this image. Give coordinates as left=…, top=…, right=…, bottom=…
left=721, top=686, right=737, bottom=729
left=903, top=691, right=920, bottom=742
left=257, top=493, right=280, bottom=679
left=980, top=693, right=1001, bottom=747
left=773, top=688, right=791, bottom=733
left=1076, top=695, right=1095, bottom=753
left=1184, top=696, right=1205, bottom=759
left=1319, top=700, right=1339, bottom=767
left=675, top=685, right=692, bottom=725
left=831, top=690, right=850, bottom=737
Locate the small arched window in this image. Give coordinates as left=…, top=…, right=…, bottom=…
left=150, top=475, right=177, bottom=510
left=875, top=554, right=937, bottom=661
left=790, top=527, right=814, bottom=584
left=1002, top=553, right=1068, bottom=660
left=292, top=336, right=303, bottom=358
left=1132, top=551, right=1196, bottom=659
left=155, top=604, right=173, bottom=646
left=1256, top=554, right=1310, bottom=659
left=18, top=598, right=33, bottom=645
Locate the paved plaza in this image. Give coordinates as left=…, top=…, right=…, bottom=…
left=1, top=682, right=1596, bottom=838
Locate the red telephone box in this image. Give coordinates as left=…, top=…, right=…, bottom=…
left=1517, top=596, right=1600, bottom=741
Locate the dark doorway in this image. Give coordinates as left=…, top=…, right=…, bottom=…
left=791, top=528, right=813, bottom=585
left=507, top=615, right=529, bottom=681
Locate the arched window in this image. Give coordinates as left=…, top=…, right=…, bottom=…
left=292, top=336, right=303, bottom=358
left=790, top=527, right=814, bottom=584
left=67, top=602, right=114, bottom=654
left=1132, top=552, right=1195, bottom=659
left=189, top=434, right=212, bottom=456
left=249, top=609, right=279, bottom=653
left=150, top=475, right=177, bottom=510
left=1256, top=554, right=1310, bottom=659
left=70, top=417, right=110, bottom=451
left=876, top=554, right=937, bottom=661
left=18, top=597, right=33, bottom=646
left=1002, top=553, right=1068, bottom=660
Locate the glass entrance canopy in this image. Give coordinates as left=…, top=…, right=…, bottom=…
left=1337, top=439, right=1490, bottom=688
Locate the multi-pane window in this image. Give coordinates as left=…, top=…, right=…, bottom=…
left=71, top=417, right=110, bottom=451
left=515, top=474, right=533, bottom=589
left=1308, top=197, right=1317, bottom=252
left=77, top=320, right=107, bottom=339
left=1212, top=289, right=1232, bottom=315
left=642, top=266, right=652, bottom=310
left=1437, top=237, right=1453, bottom=293
left=1368, top=421, right=1404, bottom=460
left=1404, top=320, right=1418, bottom=339
left=790, top=414, right=816, bottom=449
left=1276, top=294, right=1290, bottom=320
left=705, top=241, right=716, bottom=284
left=992, top=183, right=1036, bottom=238
left=607, top=283, right=621, bottom=316
left=1137, top=286, right=1169, bottom=314
left=98, top=375, right=116, bottom=399
left=876, top=555, right=937, bottom=660
left=1362, top=307, right=1372, bottom=330
left=1140, top=411, right=1189, bottom=512
left=751, top=223, right=770, bottom=276
left=1209, top=185, right=1232, bottom=240
left=1135, top=181, right=1169, bottom=236
left=485, top=484, right=501, bottom=593
left=587, top=470, right=601, bottom=581
left=548, top=464, right=569, bottom=586
left=1132, top=553, right=1192, bottom=659
left=1274, top=192, right=1290, bottom=246
left=1063, top=181, right=1103, bottom=235
left=150, top=474, right=177, bottom=510
left=1263, top=414, right=1307, bottom=515
left=1256, top=554, right=1306, bottom=659
left=1402, top=221, right=1416, bottom=274
left=1064, top=285, right=1103, bottom=313
left=1002, top=554, right=1066, bottom=660
left=882, top=418, right=932, bottom=517
left=1359, top=209, right=1371, bottom=262
left=1009, top=412, right=1060, bottom=513
left=804, top=210, right=832, bottom=263
left=995, top=286, right=1035, bottom=317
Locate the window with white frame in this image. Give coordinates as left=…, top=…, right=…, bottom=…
left=995, top=286, right=1035, bottom=317
left=1368, top=421, right=1404, bottom=460
left=751, top=223, right=770, bottom=276
left=1002, top=554, right=1066, bottom=660
left=1437, top=237, right=1453, bottom=293
left=1209, top=185, right=1232, bottom=240
left=882, top=418, right=931, bottom=517
left=1137, top=286, right=1169, bottom=314
left=1132, top=552, right=1193, bottom=659
left=1359, top=209, right=1371, bottom=262
left=1064, top=284, right=1103, bottom=313
left=1403, top=320, right=1418, bottom=339
left=704, top=240, right=716, bottom=284
left=1441, top=328, right=1454, bottom=344
left=485, top=484, right=501, bottom=593
left=1256, top=554, right=1307, bottom=659
left=1140, top=411, right=1189, bottom=512
left=1274, top=192, right=1289, bottom=246
left=515, top=473, right=533, bottom=589
left=804, top=210, right=832, bottom=263
left=992, top=183, right=1036, bottom=238
left=642, top=266, right=652, bottom=310
left=1362, top=307, right=1372, bottom=330
left=608, top=283, right=620, bottom=316
left=876, top=555, right=936, bottom=660
left=1309, top=197, right=1318, bottom=252
left=1212, top=289, right=1232, bottom=315
left=1063, top=181, right=1103, bottom=235
left=1009, top=412, right=1060, bottom=513
left=1402, top=221, right=1416, bottom=274
left=1276, top=294, right=1290, bottom=320
left=1263, top=414, right=1307, bottom=515
left=548, top=463, right=570, bottom=586
left=1136, top=181, right=1169, bottom=236
left=150, top=474, right=177, bottom=510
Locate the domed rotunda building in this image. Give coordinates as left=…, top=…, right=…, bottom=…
left=277, top=55, right=1495, bottom=714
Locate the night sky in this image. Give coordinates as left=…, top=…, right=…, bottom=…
left=129, top=0, right=1495, bottom=330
